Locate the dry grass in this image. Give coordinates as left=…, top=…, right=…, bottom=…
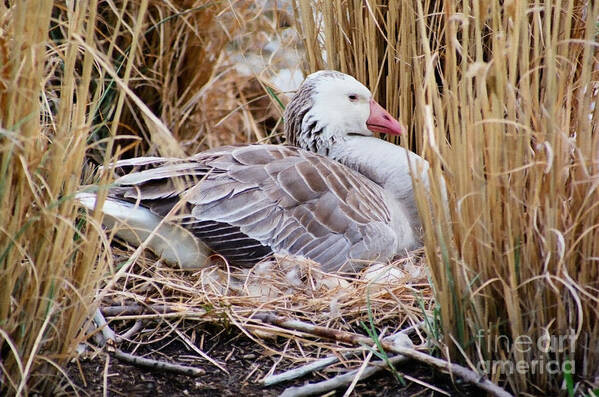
left=85, top=0, right=288, bottom=162
left=297, top=0, right=599, bottom=394
left=3, top=0, right=597, bottom=395
left=94, top=250, right=431, bottom=374
left=0, top=1, right=112, bottom=394
left=0, top=0, right=293, bottom=394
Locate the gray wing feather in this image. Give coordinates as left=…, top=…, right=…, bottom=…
left=109, top=145, right=396, bottom=271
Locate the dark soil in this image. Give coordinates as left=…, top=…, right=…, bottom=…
left=65, top=325, right=476, bottom=396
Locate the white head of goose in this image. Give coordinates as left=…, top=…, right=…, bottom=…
left=78, top=70, right=432, bottom=272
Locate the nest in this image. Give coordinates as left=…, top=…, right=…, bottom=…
left=93, top=246, right=433, bottom=386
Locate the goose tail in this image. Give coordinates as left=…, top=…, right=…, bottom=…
left=76, top=192, right=210, bottom=269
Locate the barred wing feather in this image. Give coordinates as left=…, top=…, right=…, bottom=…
left=109, top=145, right=396, bottom=271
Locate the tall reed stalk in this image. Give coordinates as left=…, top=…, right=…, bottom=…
left=0, top=1, right=110, bottom=394
left=296, top=0, right=599, bottom=393
left=1, top=0, right=280, bottom=393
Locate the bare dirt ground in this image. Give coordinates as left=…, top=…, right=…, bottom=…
left=65, top=324, right=475, bottom=396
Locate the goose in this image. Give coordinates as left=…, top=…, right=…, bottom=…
left=78, top=70, right=433, bottom=272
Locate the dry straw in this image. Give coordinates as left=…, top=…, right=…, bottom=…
left=3, top=0, right=425, bottom=394
left=0, top=0, right=287, bottom=394
left=2, top=0, right=597, bottom=395
left=297, top=0, right=598, bottom=394
left=0, top=0, right=109, bottom=394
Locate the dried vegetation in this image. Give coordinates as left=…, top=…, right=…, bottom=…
left=0, top=0, right=294, bottom=394
left=298, top=0, right=599, bottom=394
left=1, top=0, right=598, bottom=396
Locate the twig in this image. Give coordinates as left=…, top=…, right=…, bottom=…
left=100, top=304, right=208, bottom=321
left=252, top=313, right=512, bottom=397
left=94, top=307, right=206, bottom=376
left=402, top=373, right=451, bottom=396
left=397, top=321, right=424, bottom=337
left=343, top=345, right=375, bottom=397
left=93, top=309, right=117, bottom=345
left=103, top=312, right=209, bottom=321
left=279, top=354, right=410, bottom=397
left=263, top=323, right=420, bottom=386
left=174, top=328, right=229, bottom=374
left=251, top=312, right=411, bottom=354
left=101, top=304, right=169, bottom=316
left=100, top=304, right=205, bottom=316
left=95, top=309, right=146, bottom=344
left=112, top=349, right=206, bottom=376
left=103, top=354, right=110, bottom=397
left=120, top=320, right=143, bottom=341
left=263, top=353, right=354, bottom=386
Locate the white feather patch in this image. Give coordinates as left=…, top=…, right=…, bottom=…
left=76, top=192, right=210, bottom=269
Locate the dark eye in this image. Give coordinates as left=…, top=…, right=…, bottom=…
left=348, top=94, right=358, bottom=102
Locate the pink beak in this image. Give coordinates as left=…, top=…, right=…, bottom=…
left=366, top=99, right=405, bottom=136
